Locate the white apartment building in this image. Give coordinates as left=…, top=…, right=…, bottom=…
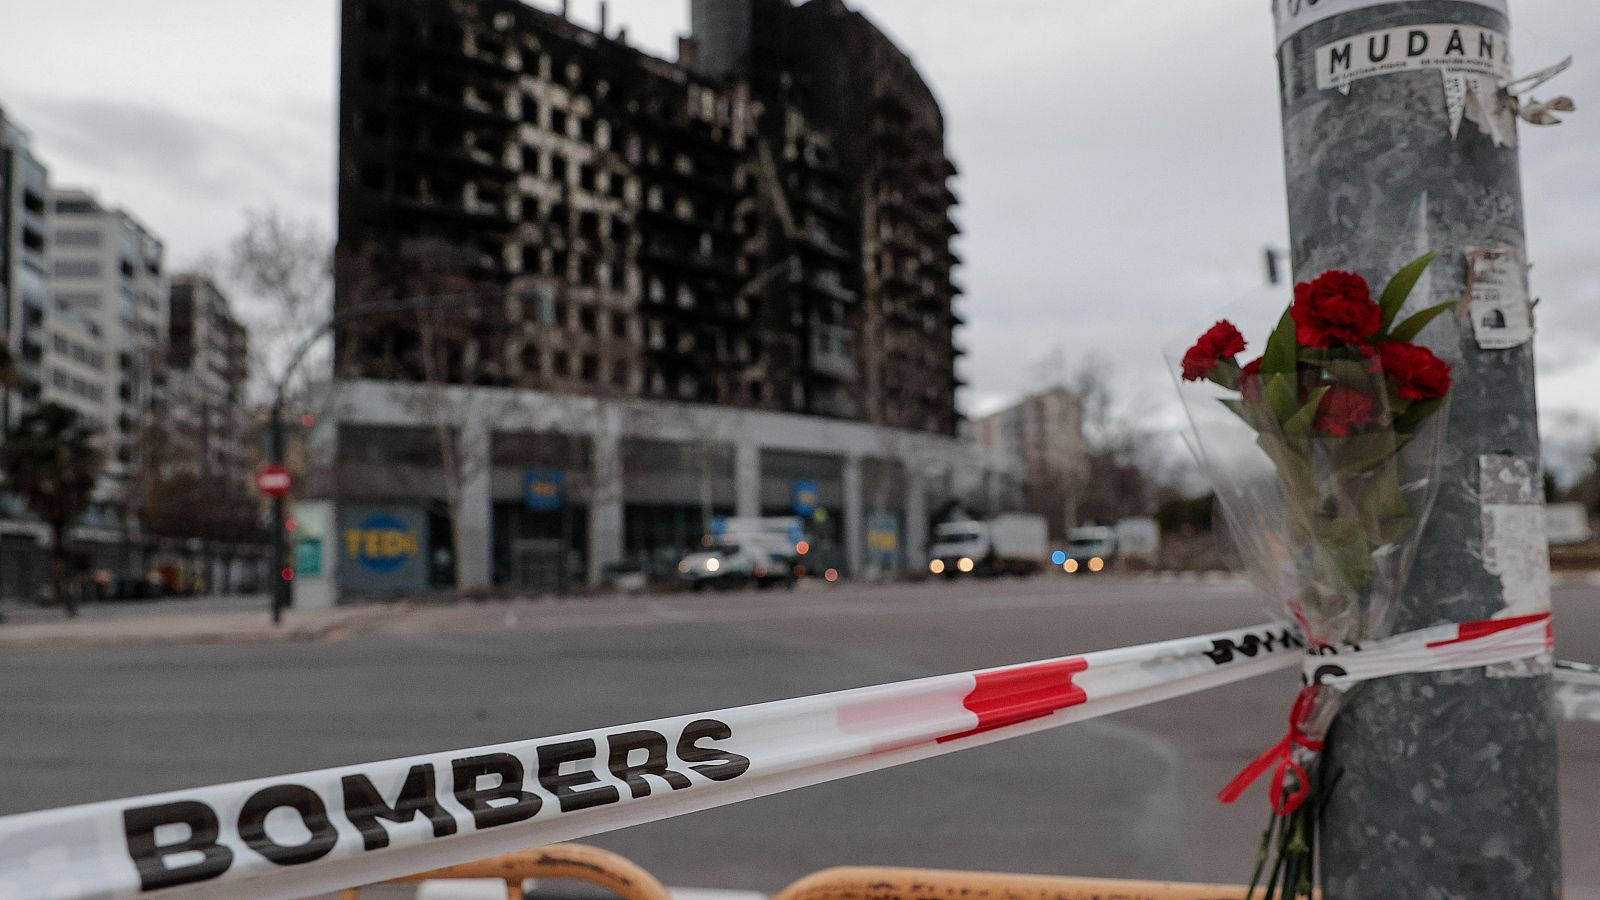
left=48, top=189, right=168, bottom=499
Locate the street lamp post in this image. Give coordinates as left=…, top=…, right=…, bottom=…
left=268, top=399, right=289, bottom=624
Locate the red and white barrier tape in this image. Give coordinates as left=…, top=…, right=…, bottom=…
left=1302, top=612, right=1555, bottom=690
left=0, top=623, right=1303, bottom=900
left=1218, top=611, right=1557, bottom=814
left=0, top=612, right=1585, bottom=900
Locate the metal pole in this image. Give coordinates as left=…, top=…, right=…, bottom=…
left=1274, top=2, right=1558, bottom=896
left=269, top=400, right=289, bottom=625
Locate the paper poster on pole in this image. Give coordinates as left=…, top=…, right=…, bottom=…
left=1275, top=0, right=1507, bottom=46
left=1314, top=24, right=1511, bottom=91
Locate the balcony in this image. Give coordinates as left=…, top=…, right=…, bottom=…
left=798, top=227, right=853, bottom=263
left=641, top=241, right=737, bottom=277
left=799, top=186, right=850, bottom=221
left=393, top=194, right=515, bottom=229
left=808, top=325, right=857, bottom=381
left=399, top=144, right=515, bottom=178
left=801, top=269, right=858, bottom=303
left=399, top=85, right=516, bottom=127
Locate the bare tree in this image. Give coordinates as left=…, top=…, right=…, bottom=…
left=224, top=209, right=336, bottom=398
left=1066, top=357, right=1178, bottom=525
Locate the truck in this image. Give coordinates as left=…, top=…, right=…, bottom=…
left=1113, top=517, right=1161, bottom=567
left=928, top=513, right=1049, bottom=577
left=1546, top=503, right=1594, bottom=546
left=1061, top=526, right=1116, bottom=573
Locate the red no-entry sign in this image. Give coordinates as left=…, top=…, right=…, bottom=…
left=256, top=464, right=293, bottom=498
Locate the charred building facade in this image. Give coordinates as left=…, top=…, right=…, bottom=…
left=337, top=0, right=963, bottom=435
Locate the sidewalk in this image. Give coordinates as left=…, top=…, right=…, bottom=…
left=0, top=593, right=392, bottom=648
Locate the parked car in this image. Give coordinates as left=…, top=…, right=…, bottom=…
left=677, top=542, right=794, bottom=590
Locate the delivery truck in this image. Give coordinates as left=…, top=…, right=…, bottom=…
left=928, top=513, right=1049, bottom=577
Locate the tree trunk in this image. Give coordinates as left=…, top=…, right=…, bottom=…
left=52, top=523, right=76, bottom=618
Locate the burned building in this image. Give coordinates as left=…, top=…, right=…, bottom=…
left=305, top=0, right=1000, bottom=602
left=336, top=0, right=963, bottom=435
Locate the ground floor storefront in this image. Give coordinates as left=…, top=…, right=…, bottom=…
left=293, top=380, right=1023, bottom=606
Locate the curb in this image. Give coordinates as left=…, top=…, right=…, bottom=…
left=0, top=606, right=394, bottom=649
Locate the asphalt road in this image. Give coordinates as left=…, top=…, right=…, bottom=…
left=2, top=577, right=1595, bottom=894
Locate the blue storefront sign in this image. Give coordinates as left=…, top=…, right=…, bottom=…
left=345, top=513, right=420, bottom=574
left=524, top=468, right=565, bottom=511
left=336, top=505, right=428, bottom=592
left=793, top=479, right=821, bottom=517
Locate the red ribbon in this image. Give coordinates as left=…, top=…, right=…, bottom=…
left=1218, top=685, right=1325, bottom=814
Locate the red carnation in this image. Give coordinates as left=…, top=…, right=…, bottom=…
left=1292, top=271, right=1382, bottom=348
left=1239, top=356, right=1264, bottom=402
left=1182, top=320, right=1247, bottom=382
left=1375, top=341, right=1451, bottom=401
left=1314, top=384, right=1381, bottom=437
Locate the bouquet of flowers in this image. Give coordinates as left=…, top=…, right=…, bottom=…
left=1173, top=253, right=1456, bottom=899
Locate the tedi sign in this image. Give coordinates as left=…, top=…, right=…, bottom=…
left=1316, top=24, right=1511, bottom=91
left=345, top=514, right=419, bottom=574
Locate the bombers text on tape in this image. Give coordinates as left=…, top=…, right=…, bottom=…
left=0, top=623, right=1301, bottom=900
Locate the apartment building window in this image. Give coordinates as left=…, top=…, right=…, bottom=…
left=55, top=229, right=101, bottom=248
left=536, top=286, right=559, bottom=326
left=53, top=260, right=101, bottom=279
left=581, top=354, right=598, bottom=382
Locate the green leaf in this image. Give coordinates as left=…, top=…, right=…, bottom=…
left=1263, top=308, right=1297, bottom=376
left=1324, top=431, right=1400, bottom=474
left=1283, top=386, right=1329, bottom=441
left=1389, top=299, right=1459, bottom=343
left=1380, top=251, right=1437, bottom=332
left=1264, top=372, right=1299, bottom=424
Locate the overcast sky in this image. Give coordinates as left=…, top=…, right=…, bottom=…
left=2, top=0, right=1596, bottom=458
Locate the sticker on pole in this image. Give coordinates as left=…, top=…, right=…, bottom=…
left=1274, top=0, right=1506, bottom=47
left=1315, top=24, right=1511, bottom=91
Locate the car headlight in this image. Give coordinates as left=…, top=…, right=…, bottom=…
left=1064, top=558, right=1079, bottom=574
left=957, top=557, right=974, bottom=573
left=678, top=561, right=690, bottom=574
left=929, top=559, right=946, bottom=575
left=1088, top=556, right=1105, bottom=572
left=706, top=557, right=721, bottom=573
